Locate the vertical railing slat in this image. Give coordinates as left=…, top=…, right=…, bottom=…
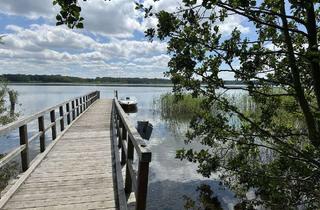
left=72, top=100, right=75, bottom=120
left=125, top=136, right=134, bottom=194
left=19, top=124, right=29, bottom=171
left=121, top=120, right=127, bottom=165
left=80, top=97, right=83, bottom=113
left=38, top=116, right=45, bottom=152
left=76, top=99, right=79, bottom=116
left=83, top=96, right=86, bottom=110
left=66, top=103, right=71, bottom=125
left=136, top=161, right=150, bottom=210
left=50, top=110, right=57, bottom=140
left=59, top=106, right=64, bottom=131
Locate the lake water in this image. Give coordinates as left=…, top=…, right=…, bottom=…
left=1, top=85, right=238, bottom=209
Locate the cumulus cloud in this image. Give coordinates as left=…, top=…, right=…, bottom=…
left=217, top=15, right=250, bottom=34
left=0, top=0, right=251, bottom=79
left=0, top=24, right=168, bottom=78
left=0, top=0, right=56, bottom=19
left=0, top=0, right=143, bottom=38
left=79, top=0, right=142, bottom=38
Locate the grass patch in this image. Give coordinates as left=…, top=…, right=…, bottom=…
left=154, top=93, right=203, bottom=121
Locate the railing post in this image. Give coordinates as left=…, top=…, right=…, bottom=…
left=19, top=124, right=29, bottom=171
left=50, top=110, right=57, bottom=140
left=59, top=106, right=64, bottom=131
left=120, top=121, right=127, bottom=165
left=76, top=99, right=79, bottom=116
left=86, top=95, right=89, bottom=108
left=116, top=114, right=120, bottom=137
left=38, top=116, right=45, bottom=152
left=136, top=160, right=150, bottom=210
left=72, top=100, right=75, bottom=120
left=97, top=91, right=100, bottom=99
left=66, top=103, right=71, bottom=125
left=115, top=90, right=118, bottom=99
left=125, top=136, right=134, bottom=194
left=83, top=96, right=86, bottom=110
left=80, top=97, right=83, bottom=113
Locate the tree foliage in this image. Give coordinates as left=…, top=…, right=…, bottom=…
left=53, top=0, right=84, bottom=28
left=142, top=0, right=320, bottom=208
left=0, top=80, right=19, bottom=196
left=54, top=0, right=320, bottom=208
left=0, top=81, right=18, bottom=124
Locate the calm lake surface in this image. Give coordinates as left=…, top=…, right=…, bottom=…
left=1, top=85, right=238, bottom=209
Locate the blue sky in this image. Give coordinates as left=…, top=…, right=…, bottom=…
left=0, top=0, right=251, bottom=79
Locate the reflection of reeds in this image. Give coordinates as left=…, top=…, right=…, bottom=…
left=226, top=92, right=255, bottom=112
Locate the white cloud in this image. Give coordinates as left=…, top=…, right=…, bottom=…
left=0, top=24, right=168, bottom=78
left=217, top=15, right=250, bottom=34
left=78, top=0, right=143, bottom=38
left=0, top=0, right=251, bottom=79
left=0, top=0, right=144, bottom=38
left=0, top=0, right=56, bottom=19
left=4, top=24, right=95, bottom=52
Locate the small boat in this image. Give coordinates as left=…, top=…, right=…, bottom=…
left=119, top=96, right=137, bottom=106
left=137, top=121, right=153, bottom=140
left=118, top=96, right=137, bottom=110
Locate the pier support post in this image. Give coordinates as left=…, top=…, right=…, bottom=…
left=72, top=100, right=75, bottom=120
left=136, top=160, right=150, bottom=210
left=125, top=137, right=134, bottom=194
left=38, top=116, right=45, bottom=152
left=50, top=110, right=57, bottom=140
left=76, top=99, right=79, bottom=116
left=66, top=103, right=71, bottom=125
left=59, top=106, right=64, bottom=131
left=19, top=124, right=29, bottom=171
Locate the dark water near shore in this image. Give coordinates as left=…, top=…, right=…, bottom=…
left=0, top=85, right=238, bottom=209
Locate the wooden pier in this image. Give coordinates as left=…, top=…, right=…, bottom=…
left=0, top=91, right=152, bottom=210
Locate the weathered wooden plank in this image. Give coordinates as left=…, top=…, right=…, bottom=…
left=11, top=189, right=115, bottom=201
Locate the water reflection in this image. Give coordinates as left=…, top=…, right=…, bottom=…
left=0, top=85, right=238, bottom=209
left=122, top=105, right=138, bottom=113
left=148, top=180, right=237, bottom=210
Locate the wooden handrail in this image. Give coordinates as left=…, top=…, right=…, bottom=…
left=0, top=91, right=100, bottom=172
left=112, top=97, right=152, bottom=210
left=0, top=91, right=99, bottom=135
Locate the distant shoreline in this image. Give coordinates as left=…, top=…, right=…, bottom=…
left=2, top=74, right=247, bottom=87
left=7, top=82, right=174, bottom=87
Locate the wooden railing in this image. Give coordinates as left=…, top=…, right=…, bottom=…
left=112, top=98, right=152, bottom=210
left=0, top=91, right=100, bottom=172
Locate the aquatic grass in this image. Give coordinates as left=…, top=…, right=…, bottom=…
left=154, top=92, right=257, bottom=123
left=154, top=93, right=204, bottom=122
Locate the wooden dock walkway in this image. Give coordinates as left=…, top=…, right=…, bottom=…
left=3, top=99, right=115, bottom=209
left=0, top=91, right=152, bottom=210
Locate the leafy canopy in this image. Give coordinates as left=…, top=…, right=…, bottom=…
left=143, top=0, right=320, bottom=208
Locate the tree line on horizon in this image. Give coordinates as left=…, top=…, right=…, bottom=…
left=0, top=74, right=246, bottom=85
left=1, top=74, right=172, bottom=84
